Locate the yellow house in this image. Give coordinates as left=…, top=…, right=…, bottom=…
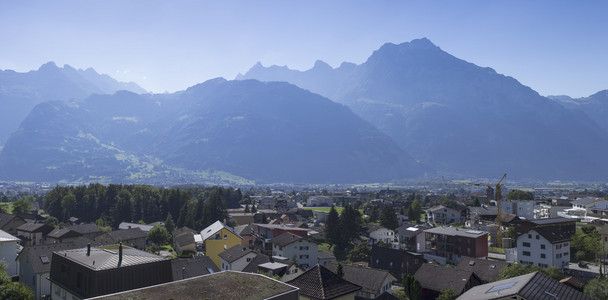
left=200, top=221, right=243, bottom=268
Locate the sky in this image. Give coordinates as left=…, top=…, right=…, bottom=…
left=1, top=1, right=606, bottom=98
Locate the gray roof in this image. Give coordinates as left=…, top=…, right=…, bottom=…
left=396, top=224, right=427, bottom=238
left=571, top=197, right=606, bottom=206
left=326, top=262, right=396, bottom=295
left=172, top=226, right=197, bottom=237
left=218, top=245, right=254, bottom=263
left=234, top=224, right=254, bottom=236
left=16, top=222, right=52, bottom=233
left=528, top=227, right=572, bottom=244
left=287, top=264, right=361, bottom=299
left=119, top=222, right=154, bottom=232
left=104, top=228, right=147, bottom=242
left=456, top=272, right=592, bottom=300
left=0, top=213, right=24, bottom=229
left=17, top=238, right=96, bottom=274
left=54, top=245, right=165, bottom=271
left=530, top=217, right=576, bottom=225
left=200, top=221, right=241, bottom=241
left=47, top=228, right=82, bottom=239
left=456, top=257, right=510, bottom=283
left=0, top=229, right=19, bottom=242
left=424, top=227, right=487, bottom=238
left=241, top=253, right=272, bottom=273
left=270, top=232, right=307, bottom=247
left=170, top=256, right=219, bottom=281
left=414, top=263, right=479, bottom=294
left=67, top=223, right=102, bottom=235
left=174, top=232, right=195, bottom=248
left=468, top=206, right=498, bottom=216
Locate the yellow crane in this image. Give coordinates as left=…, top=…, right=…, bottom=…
left=419, top=173, right=508, bottom=247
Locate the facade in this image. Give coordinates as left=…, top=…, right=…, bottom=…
left=0, top=213, right=27, bottom=236
left=366, top=225, right=396, bottom=245
left=395, top=223, right=427, bottom=252
left=424, top=227, right=488, bottom=265
left=427, top=205, right=463, bottom=224
left=516, top=227, right=570, bottom=268
left=200, top=220, right=243, bottom=268
left=271, top=232, right=317, bottom=269
left=16, top=222, right=54, bottom=246
left=49, top=244, right=172, bottom=299
left=306, top=196, right=333, bottom=207
left=0, top=229, right=20, bottom=276
left=218, top=245, right=258, bottom=271
left=500, top=200, right=538, bottom=220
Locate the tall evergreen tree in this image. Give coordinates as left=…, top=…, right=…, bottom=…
left=380, top=204, right=399, bottom=230
left=325, top=206, right=341, bottom=246
left=165, top=212, right=175, bottom=233
left=403, top=274, right=422, bottom=300
left=340, top=204, right=363, bottom=244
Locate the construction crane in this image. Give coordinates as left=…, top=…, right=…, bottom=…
left=419, top=173, right=508, bottom=247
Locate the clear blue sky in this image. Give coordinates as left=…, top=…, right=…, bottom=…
left=1, top=1, right=606, bottom=97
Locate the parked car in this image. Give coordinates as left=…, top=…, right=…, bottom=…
left=578, top=262, right=588, bottom=268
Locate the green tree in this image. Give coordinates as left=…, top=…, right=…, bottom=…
left=584, top=278, right=608, bottom=300
left=0, top=263, right=33, bottom=300
left=403, top=273, right=422, bottom=300
left=340, top=204, right=363, bottom=244
left=437, top=288, right=458, bottom=300
left=369, top=205, right=380, bottom=222
left=325, top=206, right=341, bottom=246
left=499, top=264, right=564, bottom=281
left=165, top=213, right=175, bottom=233
left=44, top=216, right=59, bottom=227
left=336, top=262, right=344, bottom=277
left=147, top=225, right=171, bottom=246
left=411, top=199, right=423, bottom=224
left=506, top=190, right=534, bottom=200
left=347, top=242, right=371, bottom=262
left=380, top=205, right=399, bottom=230
left=244, top=204, right=250, bottom=213
left=12, top=198, right=32, bottom=214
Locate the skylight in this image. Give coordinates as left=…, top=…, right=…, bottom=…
left=487, top=281, right=517, bottom=293
left=40, top=256, right=50, bottom=264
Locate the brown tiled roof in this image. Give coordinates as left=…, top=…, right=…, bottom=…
left=287, top=264, right=361, bottom=299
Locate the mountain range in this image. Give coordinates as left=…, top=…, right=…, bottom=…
left=1, top=38, right=608, bottom=184
left=0, top=62, right=146, bottom=147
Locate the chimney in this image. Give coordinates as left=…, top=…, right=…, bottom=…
left=118, top=243, right=123, bottom=265
left=87, top=243, right=91, bottom=256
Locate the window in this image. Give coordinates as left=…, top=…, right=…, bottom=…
left=528, top=234, right=532, bottom=239
left=523, top=242, right=530, bottom=247
left=247, top=257, right=252, bottom=262
left=556, top=244, right=562, bottom=250
left=540, top=254, right=546, bottom=259
left=300, top=255, right=309, bottom=259
left=300, top=246, right=309, bottom=250
left=540, top=244, right=546, bottom=249
left=536, top=235, right=539, bottom=240
left=523, top=251, right=531, bottom=256
left=224, top=234, right=227, bottom=240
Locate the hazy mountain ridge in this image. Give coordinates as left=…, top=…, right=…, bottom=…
left=548, top=90, right=608, bottom=133
left=239, top=38, right=608, bottom=180
left=0, top=78, right=423, bottom=184
left=0, top=62, right=147, bottom=146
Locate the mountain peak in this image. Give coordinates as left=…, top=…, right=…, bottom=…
left=312, top=60, right=332, bottom=70
left=38, top=61, right=59, bottom=71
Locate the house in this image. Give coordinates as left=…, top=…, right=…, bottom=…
left=218, top=245, right=258, bottom=271
left=414, top=263, right=482, bottom=300
left=318, top=250, right=336, bottom=266
left=94, top=228, right=148, bottom=249
left=173, top=231, right=196, bottom=254
left=118, top=222, right=154, bottom=232
left=552, top=196, right=572, bottom=207
left=49, top=244, right=172, bottom=299
left=271, top=232, right=317, bottom=269
left=0, top=229, right=20, bottom=276
left=89, top=271, right=299, bottom=300
left=0, top=212, right=27, bottom=235
left=46, top=227, right=83, bottom=244
left=456, top=271, right=592, bottom=300
left=313, top=210, right=330, bottom=222
left=200, top=220, right=243, bottom=268
left=239, top=253, right=303, bottom=281
left=366, top=225, right=396, bottom=245
left=229, top=212, right=257, bottom=225
left=253, top=223, right=310, bottom=239
left=455, top=256, right=510, bottom=283
left=66, top=223, right=102, bottom=240
left=590, top=201, right=608, bottom=217
left=307, top=196, right=333, bottom=207
left=427, top=205, right=463, bottom=225
left=172, top=226, right=197, bottom=239
left=500, top=200, right=538, bottom=220
left=515, top=226, right=571, bottom=268
left=16, top=222, right=54, bottom=246
left=395, top=223, right=428, bottom=252
left=287, top=264, right=361, bottom=300
left=16, top=238, right=95, bottom=299
left=326, top=262, right=397, bottom=299
left=424, top=227, right=488, bottom=265
left=234, top=224, right=257, bottom=248
left=170, top=256, right=219, bottom=281
left=570, top=197, right=607, bottom=210
left=370, top=246, right=424, bottom=279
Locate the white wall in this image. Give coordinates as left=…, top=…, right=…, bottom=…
left=273, top=239, right=317, bottom=269
left=501, top=200, right=537, bottom=220
left=517, top=229, right=570, bottom=268
left=0, top=240, right=18, bottom=276
left=370, top=228, right=395, bottom=244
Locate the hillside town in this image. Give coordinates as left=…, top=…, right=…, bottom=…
left=0, top=183, right=607, bottom=299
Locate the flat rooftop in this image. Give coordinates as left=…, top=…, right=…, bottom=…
left=425, top=227, right=487, bottom=238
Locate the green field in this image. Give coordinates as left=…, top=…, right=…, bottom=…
left=0, top=202, right=13, bottom=214
left=303, top=206, right=345, bottom=214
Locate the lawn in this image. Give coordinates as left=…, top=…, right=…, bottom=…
left=303, top=206, right=345, bottom=214
left=0, top=202, right=13, bottom=214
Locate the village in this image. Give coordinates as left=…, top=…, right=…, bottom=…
left=0, top=184, right=607, bottom=300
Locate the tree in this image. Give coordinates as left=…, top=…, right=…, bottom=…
left=437, top=288, right=458, bottom=300
left=380, top=205, right=399, bottom=230
left=584, top=278, right=608, bottom=300
left=403, top=274, right=422, bottom=300
left=147, top=225, right=171, bottom=246
left=340, top=205, right=363, bottom=244
left=506, top=190, right=534, bottom=201
left=12, top=198, right=32, bottom=214
left=369, top=205, right=380, bottom=222
left=165, top=213, right=175, bottom=233
left=500, top=264, right=564, bottom=281
left=44, top=216, right=59, bottom=227
left=347, top=242, right=371, bottom=262
left=336, top=262, right=344, bottom=277
left=411, top=199, right=423, bottom=224
left=244, top=204, right=250, bottom=213
left=0, top=263, right=33, bottom=300
left=325, top=206, right=341, bottom=246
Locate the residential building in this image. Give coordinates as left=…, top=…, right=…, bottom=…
left=414, top=263, right=482, bottom=300
left=552, top=197, right=572, bottom=207
left=499, top=200, right=538, bottom=220
left=16, top=222, right=54, bottom=246
left=271, top=232, right=317, bottom=269
left=234, top=224, right=257, bottom=249
left=317, top=250, right=336, bottom=266
left=287, top=264, right=361, bottom=300
left=427, top=205, right=463, bottom=225
left=515, top=227, right=571, bottom=268
left=200, top=220, right=243, bottom=268
left=94, top=227, right=148, bottom=249
left=16, top=239, right=94, bottom=299
left=170, top=256, right=219, bottom=281
left=366, top=225, right=396, bottom=245
left=424, top=227, right=488, bottom=265
left=326, top=262, right=397, bottom=299
left=89, top=271, right=299, bottom=300
left=571, top=197, right=607, bottom=210
left=455, top=256, right=510, bottom=283
left=49, top=244, right=172, bottom=299
left=173, top=232, right=196, bottom=254
left=590, top=201, right=608, bottom=217
left=0, top=229, right=20, bottom=276
left=395, top=223, right=428, bottom=252
left=0, top=213, right=27, bottom=235
left=307, top=196, right=333, bottom=207
left=456, top=271, right=592, bottom=300
left=66, top=223, right=102, bottom=240
left=218, top=245, right=258, bottom=271
left=46, top=228, right=83, bottom=244
left=370, top=246, right=424, bottom=279
left=253, top=223, right=310, bottom=239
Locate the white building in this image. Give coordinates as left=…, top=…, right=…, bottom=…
left=306, top=196, right=333, bottom=207
left=366, top=225, right=396, bottom=245
left=516, top=227, right=570, bottom=269
left=218, top=245, right=258, bottom=271
left=0, top=229, right=20, bottom=276
left=270, top=232, right=317, bottom=269
left=500, top=200, right=538, bottom=220
left=427, top=205, right=463, bottom=224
